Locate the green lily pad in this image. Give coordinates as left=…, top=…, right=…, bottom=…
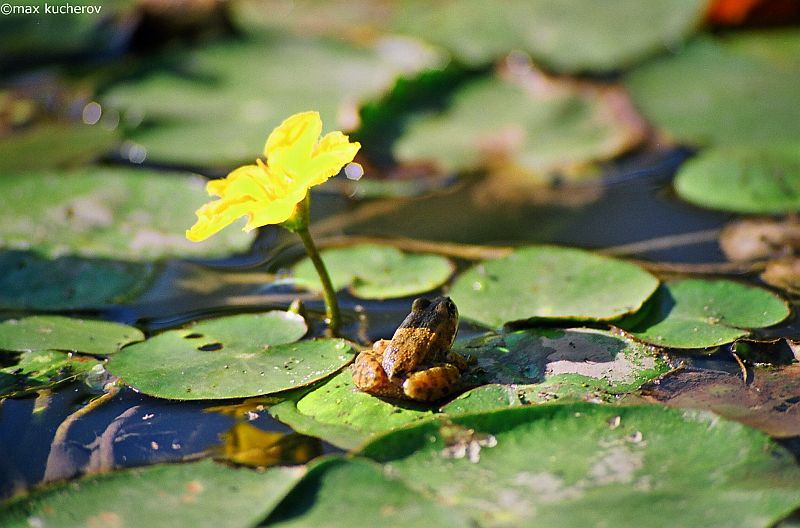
left=450, top=246, right=659, bottom=328
left=270, top=371, right=435, bottom=450
left=103, top=35, right=442, bottom=167
left=265, top=457, right=470, bottom=527
left=618, top=279, right=790, bottom=349
left=0, top=250, right=153, bottom=310
left=236, top=0, right=705, bottom=73
left=393, top=75, right=646, bottom=181
left=0, top=167, right=252, bottom=260
left=626, top=31, right=800, bottom=146
left=444, top=328, right=668, bottom=413
left=674, top=145, right=800, bottom=214
left=359, top=404, right=800, bottom=527
left=107, top=312, right=354, bottom=400
left=292, top=244, right=454, bottom=300
left=0, top=316, right=143, bottom=356
left=0, top=123, right=118, bottom=173
left=0, top=459, right=305, bottom=528
left=0, top=350, right=101, bottom=398
left=395, top=0, right=704, bottom=72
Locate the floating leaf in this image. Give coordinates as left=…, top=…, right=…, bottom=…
left=0, top=168, right=252, bottom=260
left=107, top=312, right=354, bottom=400
left=674, top=145, right=800, bottom=214
left=0, top=123, right=118, bottom=173
left=0, top=316, right=143, bottom=356
left=359, top=404, right=800, bottom=527
left=265, top=457, right=470, bottom=527
left=626, top=32, right=800, bottom=146
left=445, top=328, right=668, bottom=413
left=0, top=250, right=153, bottom=311
left=292, top=244, right=454, bottom=300
left=643, top=364, right=800, bottom=438
left=395, top=0, right=706, bottom=72
left=618, top=279, right=790, bottom=349
left=450, top=246, right=659, bottom=328
left=216, top=422, right=322, bottom=468
left=270, top=371, right=435, bottom=450
left=394, top=74, right=646, bottom=181
left=103, top=35, right=442, bottom=167
left=719, top=218, right=800, bottom=262
left=0, top=350, right=101, bottom=398
left=0, top=459, right=305, bottom=528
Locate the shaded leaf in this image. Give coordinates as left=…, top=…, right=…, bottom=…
left=450, top=246, right=659, bottom=328
left=265, top=457, right=471, bottom=527
left=618, top=279, right=790, bottom=349
left=293, top=244, right=454, bottom=300
left=0, top=316, right=143, bottom=356
left=359, top=404, right=800, bottom=527
left=674, top=145, right=800, bottom=214
left=394, top=72, right=647, bottom=182
left=626, top=32, right=800, bottom=146
left=0, top=350, right=101, bottom=398
left=107, top=312, right=354, bottom=400
left=0, top=167, right=253, bottom=260
left=0, top=250, right=153, bottom=311
left=0, top=459, right=304, bottom=528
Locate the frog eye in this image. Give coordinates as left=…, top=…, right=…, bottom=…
left=412, top=298, right=432, bottom=311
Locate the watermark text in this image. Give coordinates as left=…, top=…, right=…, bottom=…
left=1, top=3, right=103, bottom=15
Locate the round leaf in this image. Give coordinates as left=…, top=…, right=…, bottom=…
left=107, top=312, right=354, bottom=400
left=626, top=32, right=800, bottom=146
left=103, top=35, right=442, bottom=167
left=292, top=244, right=454, bottom=300
left=618, top=279, right=790, bottom=349
left=0, top=250, right=152, bottom=310
left=445, top=328, right=669, bottom=413
left=0, top=316, right=143, bottom=356
left=0, top=459, right=304, bottom=528
left=265, top=457, right=470, bottom=527
left=359, top=404, right=800, bottom=527
left=270, top=371, right=435, bottom=450
left=674, top=145, right=800, bottom=214
left=450, top=246, right=659, bottom=328
left=0, top=167, right=253, bottom=260
left=393, top=75, right=646, bottom=181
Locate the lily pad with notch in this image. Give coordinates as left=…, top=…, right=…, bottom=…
left=617, top=279, right=791, bottom=349
left=0, top=316, right=143, bottom=356
left=0, top=459, right=305, bottom=528
left=450, top=246, right=659, bottom=328
left=357, top=404, right=800, bottom=527
left=292, top=244, right=455, bottom=300
left=107, top=311, right=354, bottom=400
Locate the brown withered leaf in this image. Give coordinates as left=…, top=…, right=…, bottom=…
left=642, top=364, right=800, bottom=438
left=719, top=217, right=800, bottom=262
left=761, top=257, right=800, bottom=295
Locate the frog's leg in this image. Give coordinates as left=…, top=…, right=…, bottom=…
left=402, top=364, right=461, bottom=402
left=445, top=350, right=473, bottom=371
left=352, top=344, right=405, bottom=399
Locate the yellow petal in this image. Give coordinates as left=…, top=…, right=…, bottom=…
left=186, top=198, right=253, bottom=242
left=307, top=131, right=361, bottom=186
left=263, top=111, right=321, bottom=161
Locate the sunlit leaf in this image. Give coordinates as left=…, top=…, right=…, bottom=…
left=358, top=404, right=800, bottom=527
left=618, top=279, right=790, bottom=349
left=107, top=312, right=354, bottom=400
left=293, top=244, right=454, bottom=300
left=450, top=246, right=659, bottom=328
left=0, top=316, right=143, bottom=356
left=0, top=459, right=305, bottom=528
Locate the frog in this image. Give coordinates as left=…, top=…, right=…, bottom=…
left=352, top=296, right=469, bottom=402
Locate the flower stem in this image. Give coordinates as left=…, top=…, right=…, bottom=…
left=296, top=226, right=341, bottom=336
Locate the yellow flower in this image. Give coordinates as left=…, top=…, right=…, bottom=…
left=186, top=111, right=360, bottom=242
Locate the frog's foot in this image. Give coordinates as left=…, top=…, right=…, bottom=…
left=446, top=351, right=473, bottom=371
left=402, top=364, right=461, bottom=402
left=352, top=351, right=404, bottom=399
